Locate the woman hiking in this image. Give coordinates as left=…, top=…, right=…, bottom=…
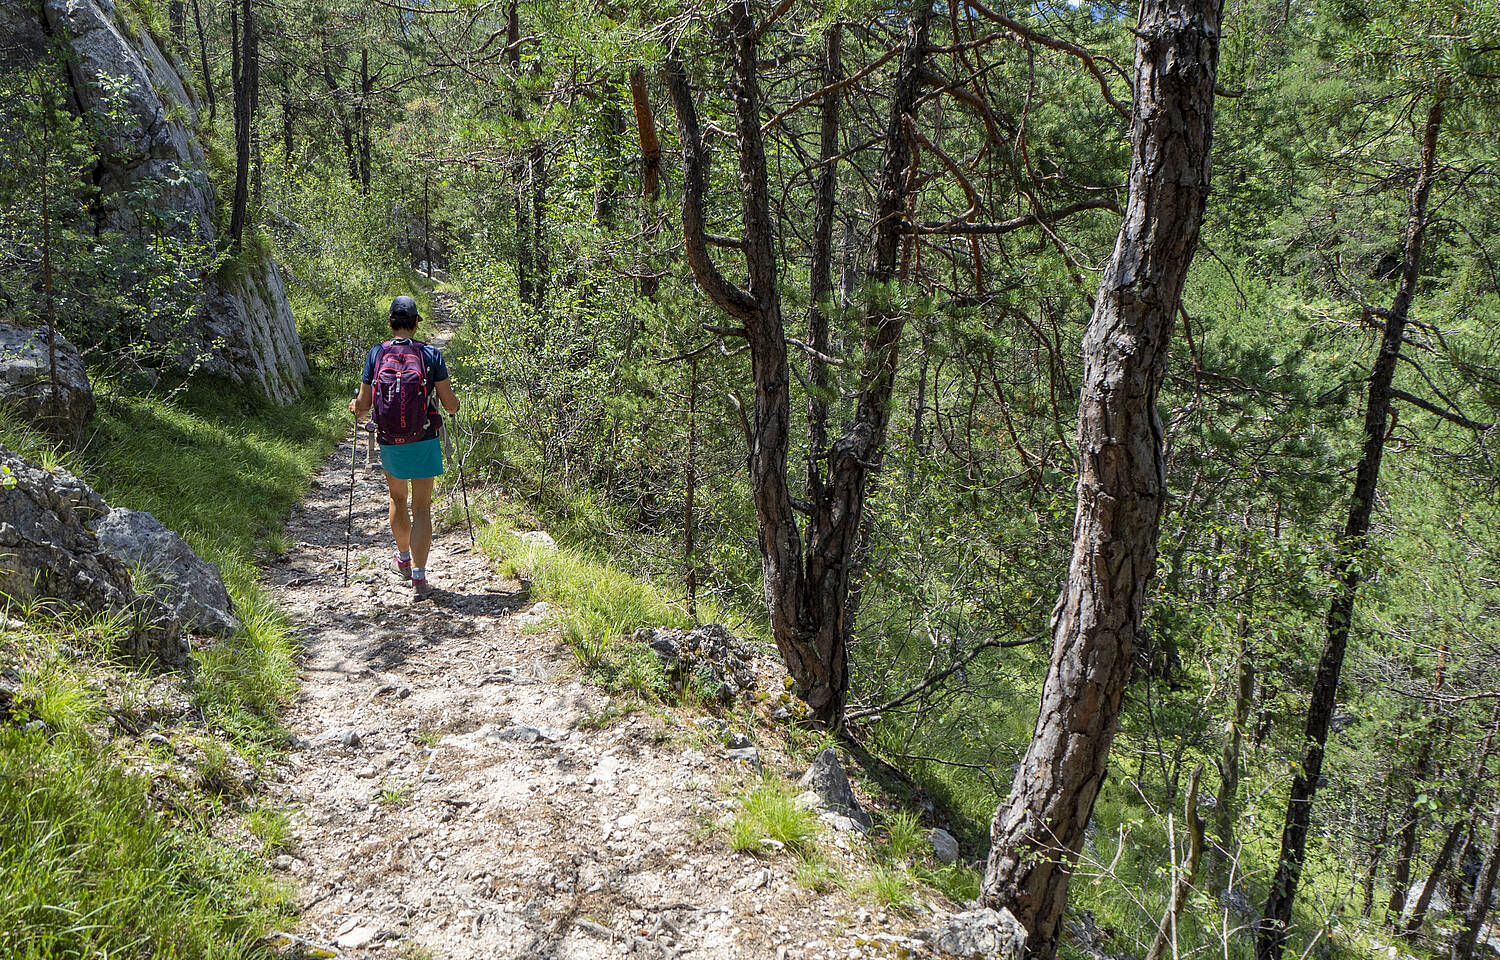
left=350, top=296, right=460, bottom=598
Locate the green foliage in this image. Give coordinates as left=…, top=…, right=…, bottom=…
left=0, top=372, right=348, bottom=957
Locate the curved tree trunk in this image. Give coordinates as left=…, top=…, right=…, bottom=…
left=666, top=0, right=930, bottom=731
left=628, top=65, right=662, bottom=300
left=980, top=2, right=1224, bottom=956
left=805, top=21, right=841, bottom=503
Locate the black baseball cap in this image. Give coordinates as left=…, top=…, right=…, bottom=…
left=390, top=296, right=419, bottom=319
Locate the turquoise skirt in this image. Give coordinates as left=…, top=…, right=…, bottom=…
left=380, top=437, right=443, bottom=480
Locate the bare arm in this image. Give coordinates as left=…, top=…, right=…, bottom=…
left=350, top=382, right=373, bottom=416
left=434, top=378, right=459, bottom=414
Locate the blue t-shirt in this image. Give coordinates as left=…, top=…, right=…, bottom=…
left=362, top=338, right=450, bottom=442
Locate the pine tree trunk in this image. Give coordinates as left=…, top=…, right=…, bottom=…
left=804, top=21, right=841, bottom=504
left=358, top=48, right=371, bottom=194
left=228, top=0, right=256, bottom=251
left=508, top=1, right=530, bottom=305
left=1364, top=774, right=1394, bottom=918
left=1405, top=819, right=1466, bottom=935
left=1257, top=98, right=1445, bottom=960
left=979, top=2, right=1223, bottom=956
left=628, top=66, right=661, bottom=300
left=1452, top=799, right=1500, bottom=960
left=666, top=0, right=930, bottom=730
left=1388, top=737, right=1434, bottom=925
left=191, top=0, right=214, bottom=121
left=1213, top=602, right=1255, bottom=874
left=531, top=145, right=548, bottom=311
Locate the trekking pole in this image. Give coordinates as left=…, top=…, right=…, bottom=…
left=345, top=410, right=356, bottom=587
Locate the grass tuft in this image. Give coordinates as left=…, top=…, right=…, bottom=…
left=726, top=776, right=822, bottom=860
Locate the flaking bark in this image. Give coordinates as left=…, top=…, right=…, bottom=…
left=980, top=1, right=1224, bottom=955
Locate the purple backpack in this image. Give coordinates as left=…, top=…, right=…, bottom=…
left=371, top=340, right=430, bottom=444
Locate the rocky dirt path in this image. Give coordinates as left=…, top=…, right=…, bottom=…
left=261, top=300, right=926, bottom=960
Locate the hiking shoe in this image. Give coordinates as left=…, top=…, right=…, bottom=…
left=412, top=576, right=433, bottom=599
left=391, top=554, right=412, bottom=580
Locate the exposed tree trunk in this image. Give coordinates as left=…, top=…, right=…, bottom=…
left=1147, top=767, right=1207, bottom=960
left=282, top=83, right=294, bottom=167
left=1364, top=772, right=1395, bottom=918
left=979, top=1, right=1223, bottom=955
left=508, top=1, right=530, bottom=305
left=1388, top=735, right=1435, bottom=925
left=423, top=175, right=432, bottom=279
left=169, top=0, right=185, bottom=45
left=1257, top=98, right=1445, bottom=960
left=1452, top=798, right=1500, bottom=960
left=358, top=47, right=372, bottom=194
left=597, top=100, right=624, bottom=227
left=1213, top=598, right=1255, bottom=875
left=804, top=21, right=841, bottom=504
left=629, top=65, right=662, bottom=300
left=531, top=145, right=548, bottom=311
left=1405, top=819, right=1466, bottom=935
left=316, top=34, right=360, bottom=189
left=190, top=0, right=215, bottom=122
left=666, top=0, right=931, bottom=731
left=228, top=0, right=257, bottom=251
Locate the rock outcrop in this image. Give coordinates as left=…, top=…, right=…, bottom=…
left=795, top=747, right=873, bottom=832
left=0, top=0, right=309, bottom=403
left=636, top=623, right=758, bottom=704
left=917, top=907, right=1027, bottom=960
left=0, top=446, right=186, bottom=665
left=94, top=508, right=241, bottom=636
left=0, top=321, right=95, bottom=446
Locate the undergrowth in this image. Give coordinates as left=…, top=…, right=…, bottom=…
left=0, top=365, right=356, bottom=957
left=482, top=527, right=744, bottom=707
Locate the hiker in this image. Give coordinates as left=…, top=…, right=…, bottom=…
left=350, top=295, right=460, bottom=598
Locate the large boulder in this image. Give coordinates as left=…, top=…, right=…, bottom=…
left=0, top=322, right=95, bottom=446
left=0, top=0, right=309, bottom=404
left=94, top=508, right=240, bottom=637
left=0, top=446, right=186, bottom=665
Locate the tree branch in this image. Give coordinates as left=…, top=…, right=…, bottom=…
left=1390, top=389, right=1493, bottom=432
left=664, top=58, right=761, bottom=321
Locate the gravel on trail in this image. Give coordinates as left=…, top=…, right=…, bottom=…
left=262, top=300, right=930, bottom=959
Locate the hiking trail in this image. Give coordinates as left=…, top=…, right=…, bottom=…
left=261, top=296, right=932, bottom=959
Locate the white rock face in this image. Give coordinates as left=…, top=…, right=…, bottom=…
left=919, top=907, right=1027, bottom=959
left=20, top=0, right=309, bottom=403
left=93, top=507, right=242, bottom=636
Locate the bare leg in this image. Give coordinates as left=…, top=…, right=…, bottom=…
left=385, top=474, right=410, bottom=554
left=409, top=477, right=435, bottom=569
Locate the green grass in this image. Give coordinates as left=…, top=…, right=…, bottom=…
left=726, top=776, right=822, bottom=860
left=485, top=529, right=701, bottom=695
left=0, top=726, right=289, bottom=960
left=0, top=367, right=352, bottom=958
left=858, top=863, right=917, bottom=912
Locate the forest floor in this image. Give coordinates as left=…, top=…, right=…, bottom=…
left=260, top=302, right=947, bottom=959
